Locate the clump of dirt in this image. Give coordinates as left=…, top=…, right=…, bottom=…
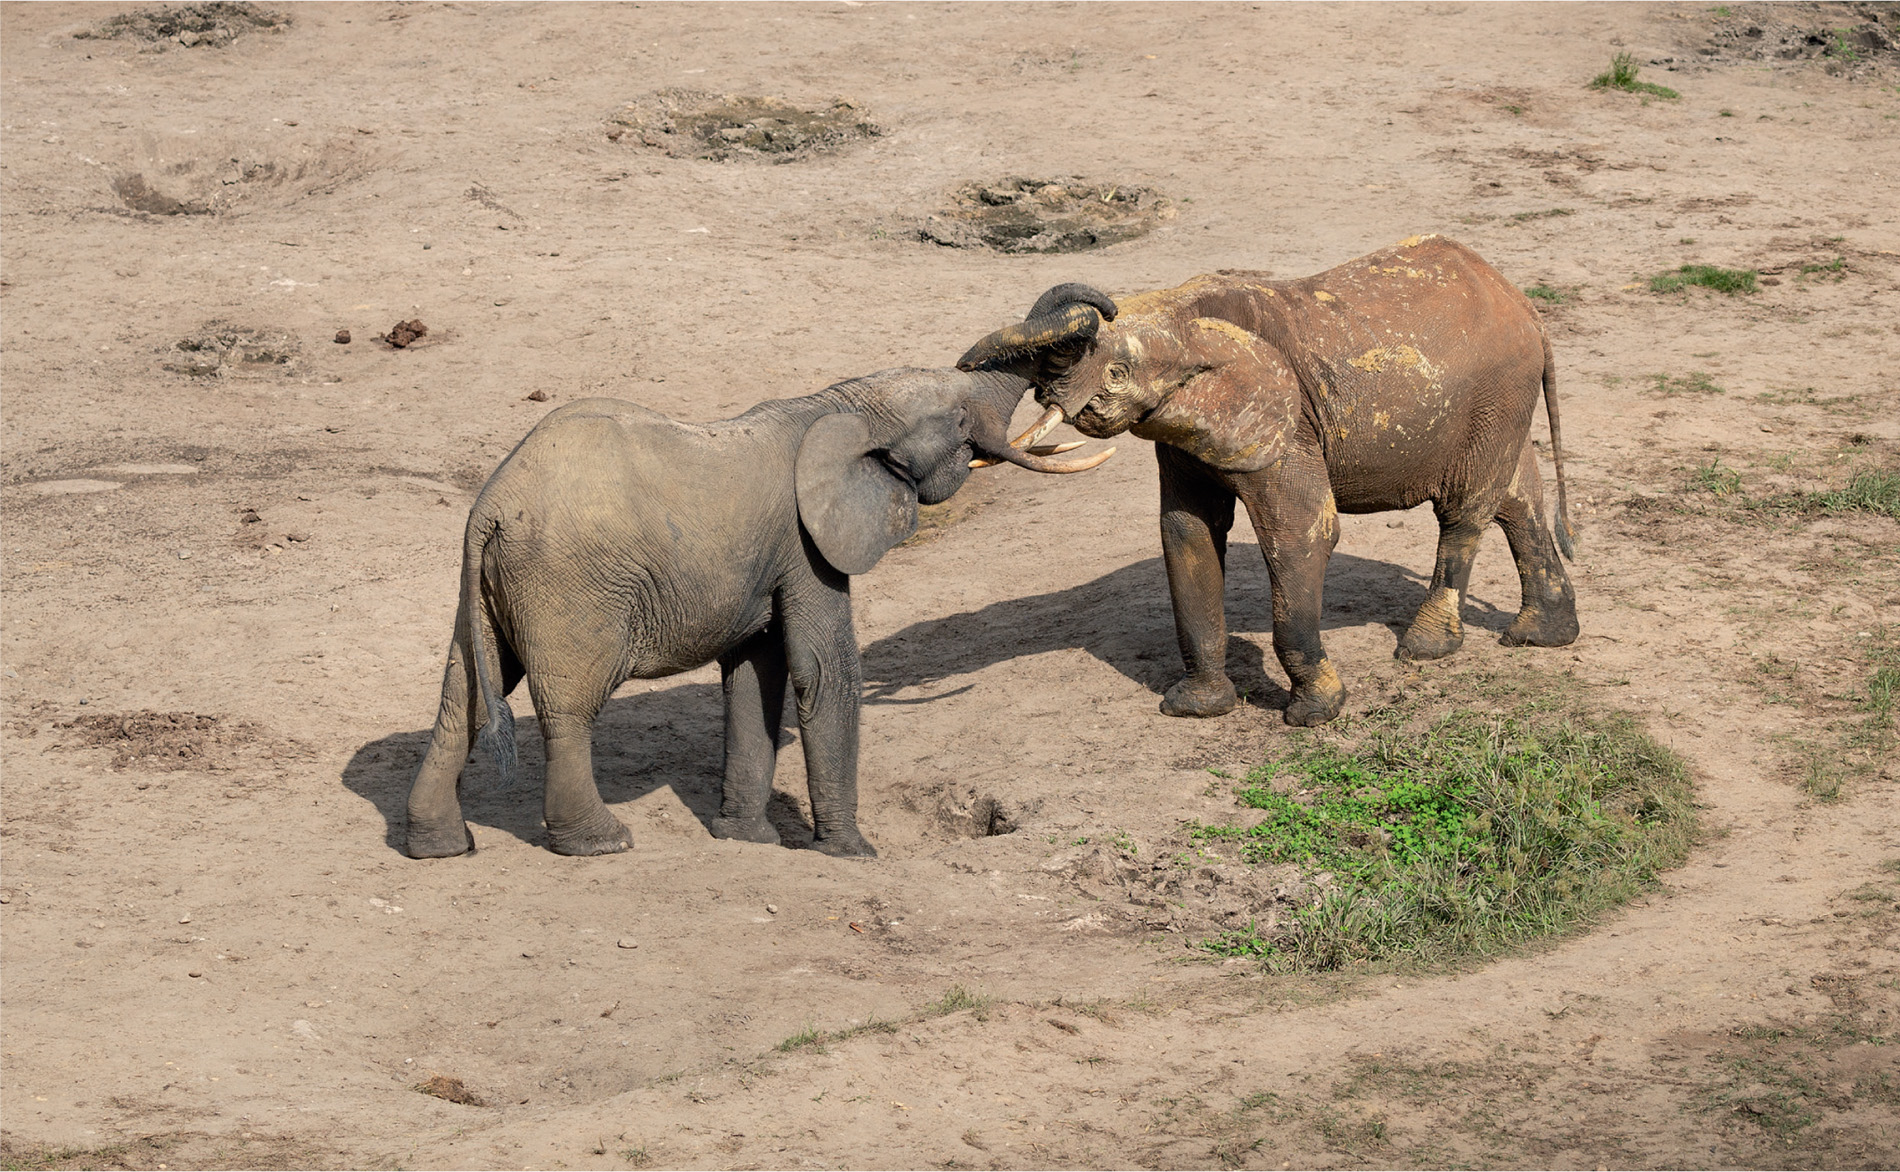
left=919, top=177, right=1175, bottom=254
left=161, top=322, right=299, bottom=378
left=1691, top=2, right=1900, bottom=76
left=382, top=319, right=429, bottom=349
left=413, top=1075, right=485, bottom=1107
left=608, top=91, right=882, bottom=162
left=57, top=710, right=261, bottom=771
left=73, top=1, right=290, bottom=49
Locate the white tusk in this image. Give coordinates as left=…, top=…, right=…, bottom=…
left=1037, top=446, right=1117, bottom=473
left=1008, top=406, right=1064, bottom=450
left=968, top=456, right=999, bottom=468
left=1024, top=441, right=1084, bottom=456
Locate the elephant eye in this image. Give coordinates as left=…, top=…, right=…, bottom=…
left=1106, top=363, right=1130, bottom=384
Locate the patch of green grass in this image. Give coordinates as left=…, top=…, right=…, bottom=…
left=1200, top=921, right=1276, bottom=958
left=1523, top=284, right=1569, bottom=304
left=1591, top=52, right=1680, bottom=99
left=930, top=984, right=992, bottom=1016
left=1653, top=370, right=1725, bottom=396
left=1804, top=467, right=1900, bottom=519
left=1798, top=256, right=1848, bottom=282
left=1649, top=264, right=1758, bottom=294
left=776, top=1023, right=828, bottom=1053
left=1189, top=705, right=1697, bottom=971
left=1511, top=207, right=1573, bottom=223
left=1689, top=458, right=1744, bottom=497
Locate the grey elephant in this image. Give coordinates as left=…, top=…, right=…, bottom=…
left=403, top=367, right=1110, bottom=860
left=957, top=235, right=1578, bottom=727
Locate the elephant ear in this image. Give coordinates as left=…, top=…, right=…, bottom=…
left=1131, top=318, right=1302, bottom=475
left=795, top=412, right=919, bottom=576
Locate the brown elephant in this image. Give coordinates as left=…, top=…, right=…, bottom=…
left=956, top=235, right=1578, bottom=726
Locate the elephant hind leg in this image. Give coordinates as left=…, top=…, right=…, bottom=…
left=520, top=618, right=634, bottom=857
left=1496, top=442, right=1580, bottom=648
left=405, top=599, right=517, bottom=858
left=1396, top=508, right=1484, bottom=662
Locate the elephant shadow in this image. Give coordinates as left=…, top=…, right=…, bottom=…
left=860, top=546, right=1510, bottom=712
left=343, top=545, right=1505, bottom=854
left=342, top=681, right=828, bottom=855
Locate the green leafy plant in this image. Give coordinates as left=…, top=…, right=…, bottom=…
left=1591, top=52, right=1679, bottom=99
left=1189, top=706, right=1696, bottom=970
left=1649, top=264, right=1758, bottom=294
left=1798, top=256, right=1847, bottom=282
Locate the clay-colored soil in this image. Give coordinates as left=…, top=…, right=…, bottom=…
left=3, top=3, right=1897, bottom=1169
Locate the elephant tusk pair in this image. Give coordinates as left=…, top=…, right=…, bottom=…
left=968, top=405, right=1117, bottom=472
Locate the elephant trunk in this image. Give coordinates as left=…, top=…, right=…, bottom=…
left=962, top=373, right=1115, bottom=475
left=955, top=302, right=1106, bottom=375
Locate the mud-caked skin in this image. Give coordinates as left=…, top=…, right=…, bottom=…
left=959, top=236, right=1579, bottom=726
left=404, top=367, right=1079, bottom=859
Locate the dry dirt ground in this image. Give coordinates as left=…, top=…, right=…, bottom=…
left=4, top=3, right=1899, bottom=1169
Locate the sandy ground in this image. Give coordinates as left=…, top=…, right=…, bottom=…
left=3, top=2, right=1899, bottom=1168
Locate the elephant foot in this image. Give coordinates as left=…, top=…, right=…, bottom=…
left=546, top=816, right=633, bottom=857
left=1283, top=662, right=1345, bottom=727
left=1160, top=673, right=1238, bottom=719
left=1395, top=624, right=1465, bottom=661
left=1500, top=606, right=1580, bottom=648
left=710, top=814, right=782, bottom=846
left=811, top=828, right=878, bottom=858
left=405, top=819, right=475, bottom=859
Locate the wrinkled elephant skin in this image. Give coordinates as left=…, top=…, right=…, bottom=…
left=962, top=236, right=1579, bottom=726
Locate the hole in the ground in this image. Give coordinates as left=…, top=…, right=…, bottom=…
left=936, top=788, right=1019, bottom=839
left=607, top=91, right=882, bottom=163
left=162, top=322, right=300, bottom=378
left=919, top=177, right=1175, bottom=254
left=101, top=137, right=372, bottom=219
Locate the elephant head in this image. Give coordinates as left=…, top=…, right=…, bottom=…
left=793, top=367, right=1114, bottom=575
left=958, top=286, right=1299, bottom=474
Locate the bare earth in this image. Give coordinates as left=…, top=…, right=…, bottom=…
left=4, top=3, right=1898, bottom=1168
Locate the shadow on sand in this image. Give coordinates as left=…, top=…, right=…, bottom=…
left=343, top=547, right=1502, bottom=855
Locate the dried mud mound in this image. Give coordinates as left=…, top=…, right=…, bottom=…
left=920, top=177, right=1175, bottom=254
left=1695, top=2, right=1900, bottom=75
left=73, top=2, right=290, bottom=49
left=608, top=91, right=881, bottom=162
left=57, top=711, right=261, bottom=771
left=161, top=322, right=300, bottom=378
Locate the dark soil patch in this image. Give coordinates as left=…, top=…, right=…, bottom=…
left=112, top=173, right=212, bottom=216
left=608, top=90, right=881, bottom=162
left=58, top=710, right=261, bottom=771
left=414, top=1075, right=486, bottom=1107
left=1690, top=2, right=1900, bottom=76
left=162, top=322, right=299, bottom=377
left=919, top=177, right=1175, bottom=254
left=73, top=1, right=291, bottom=49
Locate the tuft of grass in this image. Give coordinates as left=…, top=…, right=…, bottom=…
left=1591, top=52, right=1679, bottom=99
left=1649, top=264, right=1758, bottom=294
left=1511, top=207, right=1574, bottom=223
left=1200, top=921, right=1276, bottom=958
left=1688, top=458, right=1743, bottom=497
left=1189, top=706, right=1696, bottom=971
left=1523, top=284, right=1569, bottom=304
left=930, top=984, right=992, bottom=1016
left=1653, top=370, right=1725, bottom=396
left=1802, top=467, right=1900, bottom=519
left=776, top=1024, right=828, bottom=1054
left=1798, top=256, right=1847, bottom=282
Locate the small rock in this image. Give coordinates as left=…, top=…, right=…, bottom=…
left=178, top=916, right=191, bottom=924
left=240, top=509, right=262, bottom=524
left=765, top=904, right=778, bottom=915
left=334, top=330, right=351, bottom=345
left=521, top=951, right=536, bottom=959
left=1386, top=519, right=1405, bottom=528
left=1761, top=276, right=1781, bottom=286
left=616, top=937, right=638, bottom=949
left=285, top=532, right=311, bottom=543
left=1759, top=424, right=1774, bottom=432
left=187, top=970, right=203, bottom=978
left=525, top=389, right=549, bottom=402
left=177, top=550, right=192, bottom=560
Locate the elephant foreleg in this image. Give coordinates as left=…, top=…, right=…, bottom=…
left=782, top=574, right=876, bottom=858
left=1496, top=442, right=1580, bottom=648
left=1157, top=444, right=1239, bottom=718
left=1245, top=464, right=1346, bottom=727
left=711, top=624, right=789, bottom=846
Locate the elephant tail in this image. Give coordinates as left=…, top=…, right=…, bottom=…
left=1541, top=331, right=1577, bottom=560
left=463, top=508, right=521, bottom=790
